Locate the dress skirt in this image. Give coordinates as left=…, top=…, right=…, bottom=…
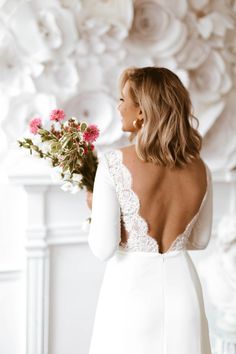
left=88, top=248, right=212, bottom=354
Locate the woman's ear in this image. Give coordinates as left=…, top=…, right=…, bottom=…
left=138, top=109, right=144, bottom=119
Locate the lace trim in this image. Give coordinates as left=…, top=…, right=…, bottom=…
left=104, top=149, right=209, bottom=254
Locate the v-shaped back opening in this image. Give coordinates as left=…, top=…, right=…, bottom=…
left=115, top=149, right=209, bottom=254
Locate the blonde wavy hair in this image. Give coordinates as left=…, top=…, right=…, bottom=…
left=119, top=66, right=202, bottom=168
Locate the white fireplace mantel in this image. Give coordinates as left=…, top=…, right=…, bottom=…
left=6, top=147, right=236, bottom=354
left=7, top=149, right=92, bottom=354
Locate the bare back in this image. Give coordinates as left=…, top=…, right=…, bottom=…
left=119, top=145, right=208, bottom=254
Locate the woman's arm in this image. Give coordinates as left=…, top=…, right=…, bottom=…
left=187, top=165, right=213, bottom=250
left=87, top=153, right=121, bottom=261
left=86, top=191, right=93, bottom=210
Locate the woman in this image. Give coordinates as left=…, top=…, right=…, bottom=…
left=87, top=67, right=213, bottom=354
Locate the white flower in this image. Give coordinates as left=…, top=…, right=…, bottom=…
left=0, top=27, right=35, bottom=96
left=60, top=181, right=80, bottom=194
left=59, top=169, right=72, bottom=180
left=50, top=166, right=64, bottom=183
left=58, top=0, right=82, bottom=11
left=81, top=0, right=133, bottom=29
left=70, top=184, right=81, bottom=194
left=31, top=134, right=52, bottom=155
left=75, top=0, right=132, bottom=67
left=75, top=9, right=130, bottom=87
left=64, top=90, right=123, bottom=145
left=205, top=11, right=234, bottom=37
left=60, top=181, right=73, bottom=192
left=183, top=50, right=232, bottom=139
left=76, top=15, right=128, bottom=58
left=176, top=38, right=210, bottom=70
left=72, top=173, right=82, bottom=183
left=40, top=141, right=51, bottom=154
left=30, top=132, right=42, bottom=145
left=75, top=55, right=103, bottom=90
left=127, top=0, right=187, bottom=57
left=35, top=59, right=79, bottom=100
left=189, top=0, right=209, bottom=11
left=2, top=93, right=57, bottom=148
left=200, top=89, right=236, bottom=170
left=7, top=2, right=78, bottom=61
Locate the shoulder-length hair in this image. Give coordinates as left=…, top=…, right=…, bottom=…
left=119, top=66, right=202, bottom=168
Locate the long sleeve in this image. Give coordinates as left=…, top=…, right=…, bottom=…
left=186, top=165, right=213, bottom=250
left=87, top=152, right=121, bottom=262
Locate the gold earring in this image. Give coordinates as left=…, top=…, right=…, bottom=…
left=133, top=119, right=144, bottom=129
left=133, top=119, right=139, bottom=129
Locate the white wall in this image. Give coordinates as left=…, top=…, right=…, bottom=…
left=0, top=271, right=26, bottom=354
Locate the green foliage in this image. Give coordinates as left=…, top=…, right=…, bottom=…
left=80, top=122, right=87, bottom=132
left=18, top=118, right=99, bottom=192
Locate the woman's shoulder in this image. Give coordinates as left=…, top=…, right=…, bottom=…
left=117, top=144, right=135, bottom=153
left=100, top=145, right=133, bottom=163
left=187, top=157, right=211, bottom=185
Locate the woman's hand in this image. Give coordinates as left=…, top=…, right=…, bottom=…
left=86, top=191, right=93, bottom=210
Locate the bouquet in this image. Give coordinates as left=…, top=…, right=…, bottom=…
left=17, top=109, right=100, bottom=196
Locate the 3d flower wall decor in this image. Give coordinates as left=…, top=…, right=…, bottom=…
left=0, top=0, right=236, bottom=171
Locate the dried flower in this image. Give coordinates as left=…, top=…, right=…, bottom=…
left=29, top=117, right=42, bottom=135
left=83, top=124, right=100, bottom=143
left=50, top=109, right=66, bottom=122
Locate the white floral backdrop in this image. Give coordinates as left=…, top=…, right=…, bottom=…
left=0, top=0, right=236, bottom=171
left=0, top=1, right=236, bottom=353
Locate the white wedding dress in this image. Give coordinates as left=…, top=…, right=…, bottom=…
left=88, top=149, right=213, bottom=354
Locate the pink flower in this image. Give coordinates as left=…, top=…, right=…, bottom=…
left=50, top=109, right=65, bottom=122
left=83, top=124, right=100, bottom=143
left=29, top=117, right=42, bottom=135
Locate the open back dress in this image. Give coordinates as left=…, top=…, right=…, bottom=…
left=88, top=149, right=213, bottom=354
